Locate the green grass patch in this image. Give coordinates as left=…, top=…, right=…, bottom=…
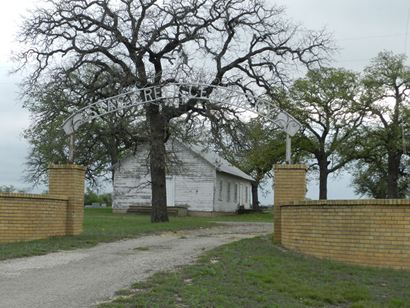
left=211, top=208, right=273, bottom=222
left=0, top=208, right=272, bottom=260
left=100, top=236, right=410, bottom=308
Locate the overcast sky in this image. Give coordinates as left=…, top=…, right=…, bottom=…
left=0, top=0, right=409, bottom=201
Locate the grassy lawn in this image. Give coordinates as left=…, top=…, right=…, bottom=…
left=211, top=209, right=273, bottom=222
left=101, top=236, right=410, bottom=308
left=0, top=208, right=272, bottom=260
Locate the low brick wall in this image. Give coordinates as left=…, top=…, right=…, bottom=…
left=280, top=199, right=410, bottom=269
left=0, top=164, right=85, bottom=244
left=0, top=193, right=68, bottom=243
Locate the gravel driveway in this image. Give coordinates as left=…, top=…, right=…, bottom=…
left=0, top=222, right=272, bottom=308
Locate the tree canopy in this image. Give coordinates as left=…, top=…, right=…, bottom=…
left=351, top=51, right=410, bottom=198
left=286, top=67, right=364, bottom=199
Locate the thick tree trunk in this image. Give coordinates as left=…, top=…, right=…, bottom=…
left=319, top=160, right=328, bottom=200
left=251, top=182, right=260, bottom=211
left=386, top=151, right=401, bottom=198
left=147, top=105, right=169, bottom=222
left=111, top=169, right=115, bottom=183
left=109, top=152, right=118, bottom=183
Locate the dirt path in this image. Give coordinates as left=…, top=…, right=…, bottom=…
left=0, top=222, right=272, bottom=308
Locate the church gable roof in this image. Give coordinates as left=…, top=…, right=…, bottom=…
left=115, top=140, right=255, bottom=182
left=184, top=142, right=255, bottom=182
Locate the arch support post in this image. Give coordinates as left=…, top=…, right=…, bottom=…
left=68, top=134, right=75, bottom=163
left=285, top=134, right=291, bottom=164
left=48, top=164, right=86, bottom=235
left=273, top=164, right=307, bottom=243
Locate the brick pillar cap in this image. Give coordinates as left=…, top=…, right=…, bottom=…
left=48, top=164, right=86, bottom=171
left=274, top=164, right=307, bottom=171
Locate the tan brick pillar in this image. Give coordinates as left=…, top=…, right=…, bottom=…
left=48, top=164, right=86, bottom=236
left=273, top=164, right=307, bottom=243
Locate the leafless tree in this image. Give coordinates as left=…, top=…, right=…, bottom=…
left=17, top=0, right=331, bottom=222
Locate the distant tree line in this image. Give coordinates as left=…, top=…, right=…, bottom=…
left=84, top=188, right=112, bottom=207
left=0, top=185, right=26, bottom=193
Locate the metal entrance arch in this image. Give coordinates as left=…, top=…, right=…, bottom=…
left=62, top=82, right=301, bottom=162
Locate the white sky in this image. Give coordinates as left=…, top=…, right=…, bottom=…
left=0, top=0, right=409, bottom=201
left=0, top=0, right=36, bottom=191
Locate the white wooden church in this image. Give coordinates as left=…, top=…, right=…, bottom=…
left=112, top=140, right=254, bottom=215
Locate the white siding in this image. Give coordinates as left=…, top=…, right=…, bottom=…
left=113, top=141, right=216, bottom=212
left=174, top=176, right=215, bottom=211
left=113, top=144, right=152, bottom=210
left=213, top=172, right=253, bottom=212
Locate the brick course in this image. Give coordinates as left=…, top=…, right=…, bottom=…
left=0, top=164, right=85, bottom=244
left=273, top=165, right=410, bottom=270
left=281, top=200, right=410, bottom=269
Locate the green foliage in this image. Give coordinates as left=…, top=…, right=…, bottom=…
left=100, top=236, right=410, bottom=307
left=286, top=67, right=364, bottom=199
left=352, top=158, right=410, bottom=198
left=23, top=84, right=73, bottom=184
left=351, top=124, right=410, bottom=199
left=84, top=188, right=113, bottom=207
left=351, top=51, right=410, bottom=198
left=236, top=121, right=287, bottom=183
left=22, top=69, right=148, bottom=187
left=215, top=118, right=286, bottom=184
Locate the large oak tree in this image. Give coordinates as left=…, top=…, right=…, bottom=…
left=287, top=67, right=364, bottom=199
left=17, top=0, right=330, bottom=222
left=353, top=51, right=410, bottom=198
